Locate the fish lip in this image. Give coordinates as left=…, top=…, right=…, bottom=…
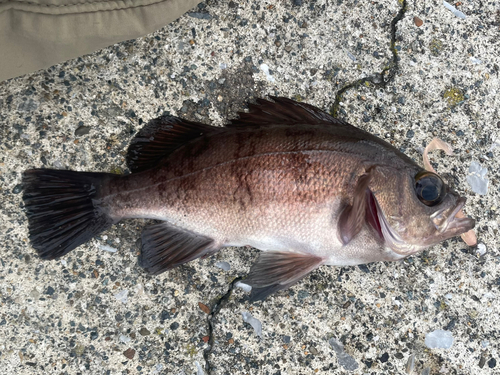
left=442, top=197, right=474, bottom=233
left=449, top=197, right=466, bottom=223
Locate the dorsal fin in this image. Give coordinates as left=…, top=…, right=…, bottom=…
left=126, top=116, right=217, bottom=173
left=229, top=96, right=351, bottom=128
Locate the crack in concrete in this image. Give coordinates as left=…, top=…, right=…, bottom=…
left=203, top=276, right=243, bottom=375
left=331, top=0, right=408, bottom=117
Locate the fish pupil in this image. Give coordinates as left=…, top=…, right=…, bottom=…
left=421, top=184, right=439, bottom=201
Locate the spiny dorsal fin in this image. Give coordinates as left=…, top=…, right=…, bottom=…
left=229, top=96, right=352, bottom=128
left=126, top=116, right=217, bottom=173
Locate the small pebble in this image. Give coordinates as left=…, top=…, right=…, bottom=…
left=114, top=290, right=128, bottom=304
left=195, top=361, right=205, bottom=375
left=123, top=348, right=135, bottom=359
left=479, top=356, right=487, bottom=368
left=260, top=64, right=275, bottom=82
left=12, top=184, right=22, bottom=194
left=120, top=335, right=131, bottom=343
left=187, top=12, right=212, bottom=20
left=235, top=281, right=252, bottom=292
left=329, top=338, right=359, bottom=371
left=241, top=311, right=262, bottom=337
left=134, top=284, right=144, bottom=297
left=406, top=353, right=415, bottom=373
left=346, top=50, right=357, bottom=62
left=215, top=261, right=230, bottom=271
left=476, top=243, right=487, bottom=256
left=414, top=16, right=423, bottom=27
left=74, top=344, right=85, bottom=357
left=488, top=358, right=497, bottom=368
left=297, top=290, right=309, bottom=300
left=99, top=244, right=118, bottom=253
left=467, top=161, right=488, bottom=195
left=358, top=264, right=370, bottom=273
left=198, top=302, right=211, bottom=314
left=425, top=329, right=454, bottom=349
left=74, top=126, right=91, bottom=136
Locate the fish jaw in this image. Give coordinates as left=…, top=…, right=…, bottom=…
left=375, top=193, right=475, bottom=256
left=427, top=196, right=476, bottom=245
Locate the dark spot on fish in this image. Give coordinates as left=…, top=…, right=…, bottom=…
left=232, top=172, right=254, bottom=212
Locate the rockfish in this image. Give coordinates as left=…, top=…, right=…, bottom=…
left=22, top=97, right=475, bottom=300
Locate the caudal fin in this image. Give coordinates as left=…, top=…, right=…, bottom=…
left=22, top=169, right=116, bottom=260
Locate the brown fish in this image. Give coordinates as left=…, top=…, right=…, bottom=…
left=22, top=97, right=475, bottom=301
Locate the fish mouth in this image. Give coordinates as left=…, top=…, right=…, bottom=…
left=440, top=197, right=475, bottom=234
left=375, top=196, right=475, bottom=256
left=432, top=197, right=475, bottom=235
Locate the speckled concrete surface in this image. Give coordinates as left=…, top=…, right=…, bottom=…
left=1, top=1, right=499, bottom=374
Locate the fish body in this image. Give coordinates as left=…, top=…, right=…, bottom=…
left=106, top=125, right=406, bottom=264
left=22, top=97, right=475, bottom=300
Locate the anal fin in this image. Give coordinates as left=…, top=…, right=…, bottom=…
left=139, top=222, right=217, bottom=275
left=244, top=252, right=324, bottom=301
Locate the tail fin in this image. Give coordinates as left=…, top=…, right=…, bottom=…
left=22, top=169, right=116, bottom=260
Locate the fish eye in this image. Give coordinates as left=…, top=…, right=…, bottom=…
left=415, top=171, right=445, bottom=206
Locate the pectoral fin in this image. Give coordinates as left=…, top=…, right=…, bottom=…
left=244, top=251, right=324, bottom=301
left=338, top=167, right=382, bottom=245
left=139, top=222, right=218, bottom=275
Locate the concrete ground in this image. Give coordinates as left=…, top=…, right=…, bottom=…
left=1, top=0, right=499, bottom=374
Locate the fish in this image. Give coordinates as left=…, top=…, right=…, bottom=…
left=22, top=97, right=475, bottom=301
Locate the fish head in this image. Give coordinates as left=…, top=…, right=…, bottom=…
left=371, top=166, right=475, bottom=256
